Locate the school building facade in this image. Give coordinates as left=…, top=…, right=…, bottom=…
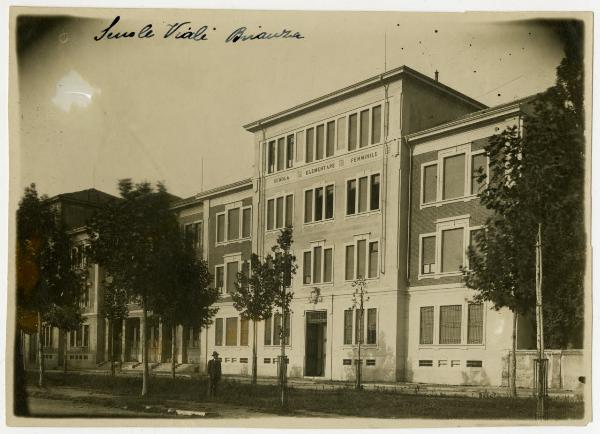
left=23, top=65, right=582, bottom=387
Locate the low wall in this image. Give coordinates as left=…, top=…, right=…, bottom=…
left=503, top=349, right=584, bottom=391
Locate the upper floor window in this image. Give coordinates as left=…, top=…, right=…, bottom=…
left=421, top=145, right=488, bottom=206
left=267, top=134, right=295, bottom=174
left=71, top=244, right=90, bottom=269
left=303, top=245, right=333, bottom=285
left=215, top=256, right=248, bottom=295
left=184, top=221, right=203, bottom=255
left=216, top=206, right=252, bottom=244
left=345, top=238, right=379, bottom=281
left=346, top=173, right=380, bottom=216
left=304, top=184, right=334, bottom=224
left=267, top=194, right=293, bottom=231
left=347, top=104, right=382, bottom=151
left=418, top=216, right=481, bottom=278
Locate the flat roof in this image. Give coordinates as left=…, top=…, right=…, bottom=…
left=243, top=65, right=486, bottom=133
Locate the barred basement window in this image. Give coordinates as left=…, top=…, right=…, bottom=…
left=466, top=360, right=483, bottom=368
left=451, top=360, right=461, bottom=367
left=366, top=359, right=376, bottom=366
left=264, top=358, right=271, bottom=364
left=419, top=360, right=433, bottom=367
left=343, top=359, right=352, bottom=365
left=240, top=358, right=249, bottom=364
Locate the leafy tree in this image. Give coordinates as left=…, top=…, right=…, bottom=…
left=464, top=30, right=585, bottom=396
left=153, top=234, right=219, bottom=378
left=102, top=277, right=128, bottom=376
left=45, top=304, right=83, bottom=374
left=88, top=179, right=176, bottom=397
left=269, top=226, right=297, bottom=409
left=16, top=184, right=84, bottom=387
left=232, top=253, right=277, bottom=385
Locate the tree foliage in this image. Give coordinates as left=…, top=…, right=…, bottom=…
left=464, top=25, right=585, bottom=349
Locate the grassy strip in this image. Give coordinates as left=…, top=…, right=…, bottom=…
left=27, top=372, right=584, bottom=419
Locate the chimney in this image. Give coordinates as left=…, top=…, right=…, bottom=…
left=434, top=70, right=439, bottom=82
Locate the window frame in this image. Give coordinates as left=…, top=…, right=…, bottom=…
left=215, top=211, right=226, bottom=245
left=420, top=144, right=490, bottom=208
left=345, top=171, right=381, bottom=217
left=266, top=193, right=294, bottom=232
left=266, top=134, right=295, bottom=173
left=302, top=244, right=334, bottom=286
left=344, top=237, right=380, bottom=281
left=417, top=302, right=486, bottom=347
left=342, top=307, right=378, bottom=347
left=263, top=311, right=292, bottom=347
left=184, top=220, right=204, bottom=255
left=303, top=183, right=335, bottom=225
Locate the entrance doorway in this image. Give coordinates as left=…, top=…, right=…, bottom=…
left=305, top=311, right=327, bottom=377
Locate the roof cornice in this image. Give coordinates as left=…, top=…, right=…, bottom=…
left=171, top=178, right=253, bottom=210
left=243, top=65, right=486, bottom=133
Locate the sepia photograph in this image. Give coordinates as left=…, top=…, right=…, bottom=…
left=4, top=3, right=594, bottom=429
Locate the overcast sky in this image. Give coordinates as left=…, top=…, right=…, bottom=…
left=15, top=10, right=567, bottom=199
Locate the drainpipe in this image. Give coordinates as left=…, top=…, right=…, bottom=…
left=330, top=294, right=334, bottom=381
left=380, top=76, right=390, bottom=275
left=258, top=124, right=266, bottom=257
left=404, top=139, right=412, bottom=284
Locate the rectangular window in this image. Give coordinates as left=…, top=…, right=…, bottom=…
left=227, top=208, right=240, bottom=241
left=337, top=117, right=346, bottom=150
left=267, top=199, right=275, bottom=230
left=323, top=248, right=333, bottom=283
left=264, top=316, right=272, bottom=345
left=314, top=187, right=323, bottom=221
left=286, top=135, right=294, bottom=169
left=296, top=131, right=304, bottom=162
left=345, top=245, right=355, bottom=280
left=348, top=113, right=358, bottom=151
left=325, top=185, right=334, bottom=219
left=189, top=326, right=200, bottom=348
left=343, top=310, right=353, bottom=345
left=356, top=239, right=366, bottom=279
left=226, top=262, right=238, bottom=293
left=358, top=176, right=368, bottom=213
left=371, top=105, right=381, bottom=144
left=354, top=309, right=364, bottom=344
left=421, top=236, right=436, bottom=275
left=83, top=325, right=89, bottom=347
left=284, top=314, right=291, bottom=346
left=242, top=207, right=252, bottom=238
left=419, top=306, right=434, bottom=344
left=240, top=319, right=249, bottom=346
left=267, top=141, right=275, bottom=174
left=346, top=180, right=356, bottom=215
left=469, top=228, right=483, bottom=262
left=441, top=228, right=464, bottom=272
left=276, top=196, right=284, bottom=229
left=277, top=137, right=285, bottom=171
left=326, top=121, right=335, bottom=157
left=306, top=127, right=314, bottom=163
left=226, top=317, right=238, bottom=346
left=215, top=318, right=223, bottom=346
left=304, top=190, right=313, bottom=223
left=368, top=241, right=379, bottom=278
left=185, top=222, right=203, bottom=254
left=215, top=266, right=224, bottom=291
left=273, top=312, right=281, bottom=346
left=467, top=360, right=483, bottom=368
left=423, top=163, right=438, bottom=204
left=285, top=195, right=293, bottom=227
left=467, top=303, right=483, bottom=344
left=359, top=109, right=369, bottom=148
left=303, top=251, right=312, bottom=284
left=443, top=154, right=466, bottom=200
left=313, top=246, right=322, bottom=284
left=419, top=360, right=433, bottom=367
left=367, top=308, right=377, bottom=344
left=471, top=153, right=487, bottom=194
left=316, top=124, right=324, bottom=160
left=370, top=174, right=380, bottom=211
left=216, top=213, right=225, bottom=243
left=439, top=305, right=462, bottom=345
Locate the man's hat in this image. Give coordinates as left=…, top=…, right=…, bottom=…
left=212, top=351, right=219, bottom=357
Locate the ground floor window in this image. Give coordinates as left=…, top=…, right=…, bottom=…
left=226, top=317, right=238, bottom=346
left=467, top=303, right=483, bottom=344
left=240, top=319, right=249, bottom=346
left=264, top=312, right=290, bottom=346
left=343, top=308, right=377, bottom=345
left=439, top=305, right=462, bottom=345
left=42, top=325, right=53, bottom=348
left=419, top=306, right=434, bottom=344
left=188, top=325, right=200, bottom=348
left=215, top=318, right=223, bottom=346
left=69, top=324, right=89, bottom=348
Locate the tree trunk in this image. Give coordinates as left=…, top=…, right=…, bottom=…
left=252, top=320, right=258, bottom=386
left=109, top=319, right=115, bottom=376
left=280, top=296, right=288, bottom=408
left=63, top=329, right=68, bottom=374
left=356, top=307, right=363, bottom=390
left=510, top=312, right=517, bottom=397
left=171, top=324, right=177, bottom=379
left=37, top=311, right=44, bottom=388
left=141, top=302, right=149, bottom=397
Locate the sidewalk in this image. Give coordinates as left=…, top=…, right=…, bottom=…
left=35, top=368, right=578, bottom=399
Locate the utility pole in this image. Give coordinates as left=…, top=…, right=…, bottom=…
left=535, top=222, right=546, bottom=419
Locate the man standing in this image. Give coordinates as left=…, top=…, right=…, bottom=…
left=207, top=351, right=221, bottom=398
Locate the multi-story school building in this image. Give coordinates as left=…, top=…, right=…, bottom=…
left=24, top=65, right=575, bottom=387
